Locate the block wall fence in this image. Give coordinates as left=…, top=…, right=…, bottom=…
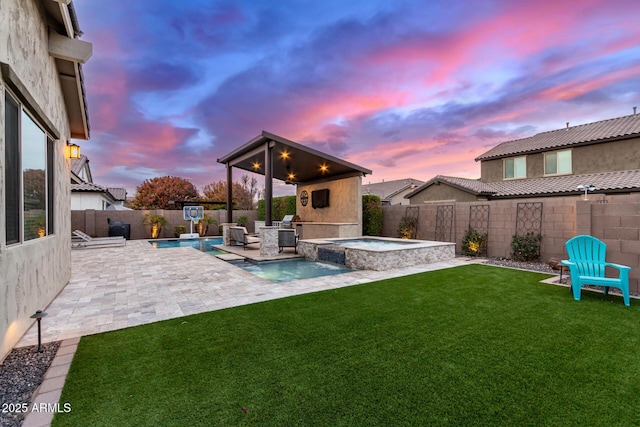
left=71, top=210, right=258, bottom=240
left=382, top=194, right=640, bottom=293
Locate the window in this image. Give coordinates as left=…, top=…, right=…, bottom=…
left=544, top=149, right=572, bottom=175
left=4, top=91, right=55, bottom=244
left=504, top=156, right=526, bottom=179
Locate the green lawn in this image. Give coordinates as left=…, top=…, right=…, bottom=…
left=53, top=264, right=640, bottom=426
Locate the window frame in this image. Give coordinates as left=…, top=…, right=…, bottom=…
left=4, top=89, right=56, bottom=246
left=544, top=149, right=572, bottom=176
left=503, top=156, right=527, bottom=180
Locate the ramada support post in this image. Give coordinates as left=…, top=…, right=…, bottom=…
left=264, top=141, right=273, bottom=226
left=226, top=163, right=233, bottom=223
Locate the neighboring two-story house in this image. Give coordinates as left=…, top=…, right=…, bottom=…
left=406, top=113, right=640, bottom=203
left=0, top=0, right=92, bottom=361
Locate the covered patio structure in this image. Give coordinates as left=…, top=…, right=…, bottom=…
left=217, top=131, right=372, bottom=240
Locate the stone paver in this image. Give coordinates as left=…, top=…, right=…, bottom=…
left=18, top=240, right=466, bottom=347
left=16, top=239, right=467, bottom=426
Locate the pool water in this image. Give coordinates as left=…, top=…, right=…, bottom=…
left=149, top=238, right=227, bottom=255
left=231, top=258, right=353, bottom=283
left=329, top=238, right=417, bottom=249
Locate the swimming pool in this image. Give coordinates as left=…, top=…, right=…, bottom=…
left=149, top=238, right=227, bottom=255
left=230, top=258, right=353, bottom=283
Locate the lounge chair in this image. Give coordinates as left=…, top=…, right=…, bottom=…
left=278, top=229, right=298, bottom=253
left=229, top=226, right=260, bottom=250
left=72, top=230, right=126, bottom=249
left=561, top=235, right=631, bottom=306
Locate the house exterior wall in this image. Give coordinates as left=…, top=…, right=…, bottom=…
left=0, top=0, right=74, bottom=361
left=71, top=193, right=110, bottom=210
left=296, top=176, right=362, bottom=224
left=408, top=183, right=482, bottom=204
left=388, top=190, right=413, bottom=205
left=480, top=137, right=640, bottom=182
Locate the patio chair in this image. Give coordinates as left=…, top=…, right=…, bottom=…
left=72, top=230, right=126, bottom=249
left=229, top=226, right=260, bottom=250
left=278, top=228, right=299, bottom=253
left=561, top=235, right=631, bottom=306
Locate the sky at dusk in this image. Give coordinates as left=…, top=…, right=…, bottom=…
left=72, top=0, right=640, bottom=196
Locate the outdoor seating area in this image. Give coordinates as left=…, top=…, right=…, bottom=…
left=228, top=226, right=260, bottom=250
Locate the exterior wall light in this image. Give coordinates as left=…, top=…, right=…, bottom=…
left=576, top=184, right=596, bottom=200
left=67, top=143, right=81, bottom=159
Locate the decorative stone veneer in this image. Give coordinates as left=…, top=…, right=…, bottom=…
left=299, top=237, right=455, bottom=271
left=259, top=226, right=279, bottom=257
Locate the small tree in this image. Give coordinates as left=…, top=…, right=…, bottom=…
left=362, top=195, right=382, bottom=236
left=132, top=176, right=198, bottom=210
left=143, top=213, right=167, bottom=238
left=202, top=179, right=254, bottom=210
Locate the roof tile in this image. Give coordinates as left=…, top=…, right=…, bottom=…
left=475, top=114, right=640, bottom=161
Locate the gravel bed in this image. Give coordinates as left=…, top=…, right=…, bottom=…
left=0, top=341, right=60, bottom=427
left=483, top=257, right=557, bottom=274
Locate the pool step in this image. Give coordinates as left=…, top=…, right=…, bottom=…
left=215, top=253, right=246, bottom=261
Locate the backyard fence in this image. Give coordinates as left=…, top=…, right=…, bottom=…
left=71, top=209, right=258, bottom=241
left=382, top=193, right=640, bottom=293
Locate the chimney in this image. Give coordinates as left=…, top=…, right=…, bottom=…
left=566, top=122, right=570, bottom=129
left=634, top=106, right=637, bottom=115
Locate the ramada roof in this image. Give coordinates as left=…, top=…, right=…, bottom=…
left=475, top=113, right=640, bottom=161
left=406, top=170, right=640, bottom=199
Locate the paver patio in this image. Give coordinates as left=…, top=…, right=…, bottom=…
left=18, top=240, right=467, bottom=347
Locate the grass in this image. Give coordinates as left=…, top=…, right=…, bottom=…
left=53, top=264, right=640, bottom=426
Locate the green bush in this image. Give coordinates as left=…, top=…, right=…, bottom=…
left=236, top=215, right=249, bottom=227
left=461, top=227, right=488, bottom=256
left=397, top=216, right=417, bottom=239
left=257, top=196, right=296, bottom=221
left=511, top=232, right=543, bottom=262
left=362, top=195, right=382, bottom=236
left=174, top=225, right=187, bottom=237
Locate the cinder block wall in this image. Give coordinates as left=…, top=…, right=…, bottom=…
left=382, top=194, right=640, bottom=293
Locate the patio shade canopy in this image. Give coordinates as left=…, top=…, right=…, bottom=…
left=217, top=131, right=372, bottom=225
left=217, top=131, right=372, bottom=184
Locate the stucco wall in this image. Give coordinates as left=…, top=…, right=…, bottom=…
left=71, top=193, right=109, bottom=210
left=409, top=182, right=484, bottom=204
left=0, top=0, right=73, bottom=361
left=480, top=137, right=640, bottom=182
left=296, top=176, right=362, bottom=224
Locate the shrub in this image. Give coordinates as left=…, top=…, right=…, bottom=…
left=142, top=213, right=167, bottom=238
left=362, top=195, right=383, bottom=236
left=511, top=232, right=543, bottom=262
left=174, top=225, right=186, bottom=237
left=236, top=215, right=249, bottom=227
left=397, top=216, right=417, bottom=239
left=258, top=196, right=296, bottom=221
left=461, top=228, right=488, bottom=256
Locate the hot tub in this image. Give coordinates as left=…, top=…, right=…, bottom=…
left=298, top=236, right=455, bottom=271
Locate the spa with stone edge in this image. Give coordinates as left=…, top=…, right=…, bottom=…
left=298, top=237, right=456, bottom=271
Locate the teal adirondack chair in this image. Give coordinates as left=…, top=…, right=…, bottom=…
left=561, top=235, right=631, bottom=306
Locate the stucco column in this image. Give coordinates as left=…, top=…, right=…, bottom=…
left=259, top=226, right=279, bottom=257
left=221, top=223, right=237, bottom=246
